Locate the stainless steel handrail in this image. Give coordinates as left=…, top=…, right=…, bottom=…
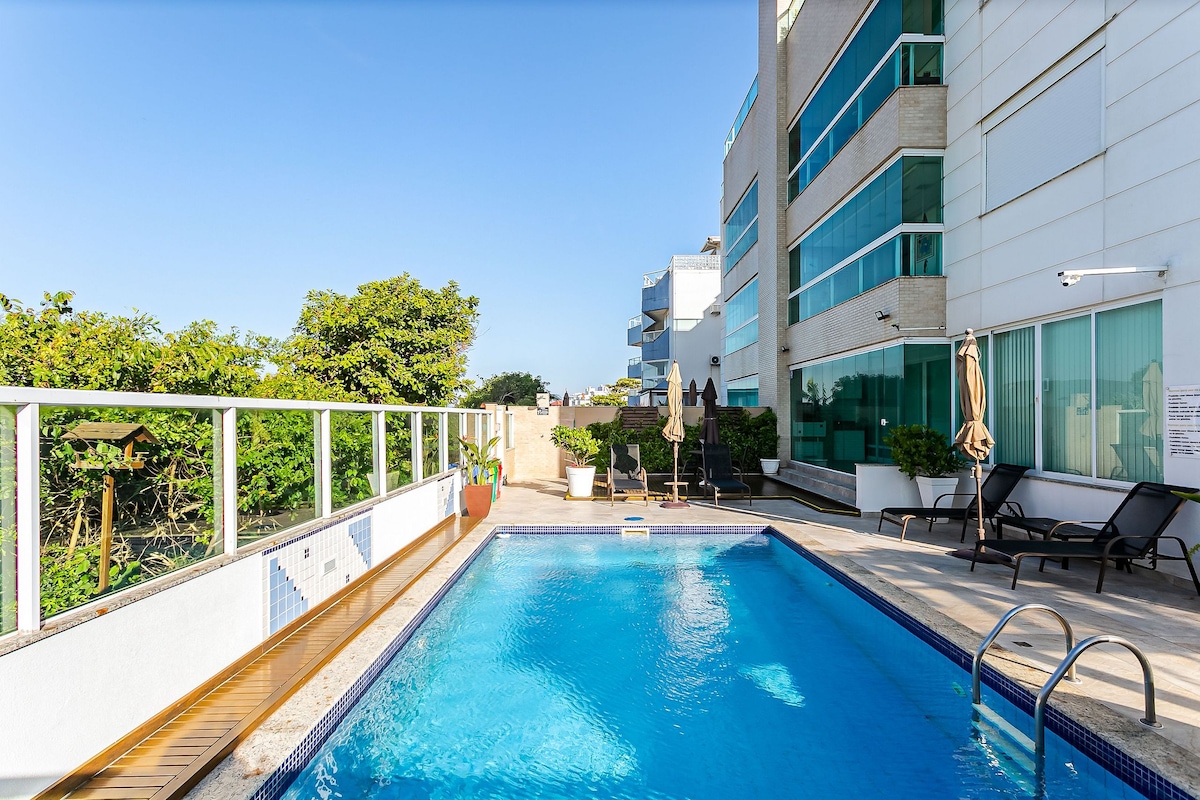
left=1034, top=634, right=1161, bottom=753
left=972, top=603, right=1079, bottom=704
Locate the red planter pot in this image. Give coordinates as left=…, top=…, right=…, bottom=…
left=464, top=483, right=493, bottom=518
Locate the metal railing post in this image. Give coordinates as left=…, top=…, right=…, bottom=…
left=219, top=408, right=238, bottom=555
left=15, top=403, right=40, bottom=632
left=317, top=409, right=332, bottom=518
left=373, top=410, right=387, bottom=497
left=439, top=412, right=448, bottom=473
left=411, top=411, right=423, bottom=482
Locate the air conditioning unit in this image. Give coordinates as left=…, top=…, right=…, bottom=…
left=708, top=302, right=723, bottom=316
left=710, top=355, right=721, bottom=366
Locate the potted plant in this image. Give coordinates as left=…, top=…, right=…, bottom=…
left=551, top=425, right=600, bottom=498
left=884, top=424, right=965, bottom=507
left=753, top=410, right=781, bottom=474
left=459, top=436, right=500, bottom=517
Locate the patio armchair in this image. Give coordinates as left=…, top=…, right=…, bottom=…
left=879, top=463, right=1029, bottom=542
left=970, top=481, right=1200, bottom=594
left=607, top=444, right=649, bottom=506
left=697, top=443, right=751, bottom=507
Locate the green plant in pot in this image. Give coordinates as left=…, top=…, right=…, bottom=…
left=884, top=424, right=966, bottom=508
left=459, top=436, right=500, bottom=518
left=551, top=425, right=600, bottom=499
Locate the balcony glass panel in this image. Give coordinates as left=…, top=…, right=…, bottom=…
left=724, top=76, right=758, bottom=155
left=788, top=44, right=943, bottom=202
left=0, top=405, right=13, bottom=635
left=447, top=413, right=463, bottom=469
left=627, top=322, right=643, bottom=347
left=237, top=409, right=316, bottom=544
left=796, top=233, right=941, bottom=321
left=385, top=411, right=414, bottom=492
left=641, top=273, right=671, bottom=314
left=37, top=405, right=224, bottom=620
left=797, top=157, right=942, bottom=286
left=724, top=319, right=759, bottom=356
left=643, top=328, right=671, bottom=362
left=628, top=359, right=642, bottom=380
left=724, top=183, right=759, bottom=272
left=330, top=411, right=374, bottom=512
left=421, top=412, right=441, bottom=480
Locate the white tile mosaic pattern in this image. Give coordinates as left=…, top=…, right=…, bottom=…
left=262, top=513, right=373, bottom=636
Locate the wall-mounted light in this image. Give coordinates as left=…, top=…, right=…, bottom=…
left=780, top=345, right=790, bottom=352
left=1058, top=266, right=1169, bottom=287
left=875, top=310, right=890, bottom=321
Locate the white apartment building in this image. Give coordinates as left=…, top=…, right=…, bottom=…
left=628, top=249, right=724, bottom=406
left=724, top=0, right=1200, bottom=553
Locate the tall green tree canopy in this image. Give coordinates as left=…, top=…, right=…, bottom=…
left=461, top=371, right=548, bottom=408
left=0, top=292, right=265, bottom=396
left=278, top=275, right=479, bottom=404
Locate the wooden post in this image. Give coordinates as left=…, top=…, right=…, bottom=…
left=98, top=473, right=115, bottom=592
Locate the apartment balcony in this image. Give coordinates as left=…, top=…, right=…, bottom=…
left=627, top=316, right=643, bottom=347
left=641, top=327, right=670, bottom=362
left=627, top=356, right=642, bottom=380
left=641, top=358, right=668, bottom=389
left=641, top=270, right=670, bottom=321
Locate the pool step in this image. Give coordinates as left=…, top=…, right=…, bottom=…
left=971, top=703, right=1041, bottom=795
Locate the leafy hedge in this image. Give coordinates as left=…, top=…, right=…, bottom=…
left=587, top=409, right=779, bottom=474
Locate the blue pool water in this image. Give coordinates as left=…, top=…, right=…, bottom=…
left=280, top=533, right=1150, bottom=799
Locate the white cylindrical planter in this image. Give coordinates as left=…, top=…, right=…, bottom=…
left=566, top=465, right=596, bottom=498
left=915, top=475, right=960, bottom=509
left=760, top=458, right=780, bottom=475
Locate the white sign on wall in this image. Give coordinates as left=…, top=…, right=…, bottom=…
left=1166, top=386, right=1200, bottom=458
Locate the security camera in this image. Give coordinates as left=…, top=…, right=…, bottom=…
left=1059, top=271, right=1081, bottom=287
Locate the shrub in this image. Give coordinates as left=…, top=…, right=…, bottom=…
left=550, top=426, right=600, bottom=467
left=884, top=424, right=964, bottom=479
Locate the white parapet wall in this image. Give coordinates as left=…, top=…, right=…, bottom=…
left=0, top=471, right=461, bottom=800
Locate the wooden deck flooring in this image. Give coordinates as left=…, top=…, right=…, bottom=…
left=43, top=514, right=482, bottom=800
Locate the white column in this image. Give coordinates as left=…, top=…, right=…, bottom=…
left=15, top=403, right=40, bottom=632
left=438, top=412, right=448, bottom=474
left=373, top=410, right=387, bottom=497
left=221, top=408, right=238, bottom=555
left=411, top=411, right=423, bottom=482
left=317, top=409, right=332, bottom=517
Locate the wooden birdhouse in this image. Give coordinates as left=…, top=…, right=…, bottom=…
left=61, top=422, right=158, bottom=592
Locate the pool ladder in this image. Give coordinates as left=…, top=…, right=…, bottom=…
left=971, top=603, right=1161, bottom=758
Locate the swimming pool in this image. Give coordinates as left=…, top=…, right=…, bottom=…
left=271, top=529, right=1181, bottom=799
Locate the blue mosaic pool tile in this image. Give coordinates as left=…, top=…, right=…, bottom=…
left=268, top=558, right=309, bottom=636
left=348, top=516, right=372, bottom=568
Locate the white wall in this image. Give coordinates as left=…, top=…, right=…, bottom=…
left=942, top=0, right=1200, bottom=568
left=670, top=266, right=721, bottom=320
left=0, top=473, right=461, bottom=800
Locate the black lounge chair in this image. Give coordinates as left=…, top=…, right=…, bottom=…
left=698, top=443, right=751, bottom=506
left=879, top=463, right=1030, bottom=542
left=607, top=444, right=649, bottom=506
left=971, top=481, right=1200, bottom=594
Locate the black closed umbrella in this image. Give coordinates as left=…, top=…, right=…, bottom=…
left=687, top=379, right=698, bottom=407
left=700, top=378, right=719, bottom=444
left=562, top=389, right=570, bottom=407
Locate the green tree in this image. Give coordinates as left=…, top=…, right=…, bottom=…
left=278, top=274, right=479, bottom=405
left=461, top=371, right=548, bottom=407
left=590, top=377, right=641, bottom=407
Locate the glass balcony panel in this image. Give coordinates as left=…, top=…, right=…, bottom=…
left=422, top=412, right=441, bottom=479
left=385, top=412, right=414, bottom=491
left=641, top=273, right=671, bottom=315
left=236, top=409, right=316, bottom=545
left=37, top=405, right=223, bottom=620
left=642, top=328, right=671, bottom=362
left=330, top=411, right=374, bottom=512
left=627, top=322, right=643, bottom=347
left=447, top=413, right=462, bottom=469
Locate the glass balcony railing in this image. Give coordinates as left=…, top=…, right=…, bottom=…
left=627, top=357, right=642, bottom=380
left=724, top=76, right=759, bottom=156
left=641, top=272, right=670, bottom=315
left=642, top=328, right=671, bottom=362
left=627, top=317, right=643, bottom=346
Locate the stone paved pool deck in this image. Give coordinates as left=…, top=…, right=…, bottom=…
left=191, top=481, right=1200, bottom=797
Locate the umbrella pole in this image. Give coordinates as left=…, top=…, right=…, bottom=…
left=975, top=460, right=985, bottom=542
left=673, top=442, right=680, bottom=504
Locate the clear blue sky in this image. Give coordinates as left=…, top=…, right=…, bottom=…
left=0, top=0, right=757, bottom=393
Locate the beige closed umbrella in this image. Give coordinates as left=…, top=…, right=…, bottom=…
left=954, top=329, right=996, bottom=542
left=662, top=361, right=688, bottom=508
